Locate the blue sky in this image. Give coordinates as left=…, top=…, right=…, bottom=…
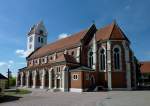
left=0, top=0, right=150, bottom=76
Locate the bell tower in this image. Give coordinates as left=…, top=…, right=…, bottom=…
left=27, top=21, right=48, bottom=56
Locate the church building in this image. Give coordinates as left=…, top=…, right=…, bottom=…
left=17, top=21, right=139, bottom=92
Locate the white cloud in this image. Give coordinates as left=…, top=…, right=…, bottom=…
left=0, top=62, right=7, bottom=67
left=0, top=60, right=13, bottom=67
left=8, top=60, right=14, bottom=64
left=58, top=33, right=69, bottom=39
left=0, top=60, right=26, bottom=69
left=15, top=49, right=29, bottom=58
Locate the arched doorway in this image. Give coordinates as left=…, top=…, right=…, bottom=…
left=36, top=71, right=41, bottom=87
left=45, top=70, right=49, bottom=88
left=51, top=69, right=55, bottom=88
left=29, top=71, right=33, bottom=87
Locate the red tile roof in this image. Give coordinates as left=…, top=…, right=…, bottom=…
left=96, top=21, right=129, bottom=41
left=28, top=21, right=127, bottom=59
left=96, top=22, right=115, bottom=41
left=29, top=30, right=88, bottom=59
left=140, top=62, right=150, bottom=73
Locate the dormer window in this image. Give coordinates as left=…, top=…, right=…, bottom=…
left=34, top=59, right=39, bottom=64
left=41, top=57, right=48, bottom=64
left=50, top=56, right=53, bottom=60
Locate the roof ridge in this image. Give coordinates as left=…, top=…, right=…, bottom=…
left=46, top=29, right=88, bottom=46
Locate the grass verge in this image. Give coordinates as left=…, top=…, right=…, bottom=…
left=4, top=89, right=31, bottom=96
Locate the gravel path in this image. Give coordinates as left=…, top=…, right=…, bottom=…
left=1, top=90, right=150, bottom=106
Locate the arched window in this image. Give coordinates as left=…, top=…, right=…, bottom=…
left=113, top=47, right=121, bottom=70
left=100, top=48, right=106, bottom=70
left=88, top=48, right=93, bottom=68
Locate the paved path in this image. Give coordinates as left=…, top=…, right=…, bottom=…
left=1, top=90, right=150, bottom=106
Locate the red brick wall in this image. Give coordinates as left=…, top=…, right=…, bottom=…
left=82, top=71, right=97, bottom=89
left=98, top=72, right=108, bottom=87
left=111, top=41, right=127, bottom=88
left=111, top=72, right=126, bottom=88
left=70, top=71, right=83, bottom=88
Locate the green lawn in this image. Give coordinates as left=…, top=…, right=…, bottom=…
left=4, top=89, right=31, bottom=96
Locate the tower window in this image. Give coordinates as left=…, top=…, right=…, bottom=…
left=38, top=37, right=40, bottom=42
left=39, top=30, right=44, bottom=35
left=29, top=44, right=32, bottom=49
left=29, top=36, right=33, bottom=42
left=41, top=38, right=44, bottom=43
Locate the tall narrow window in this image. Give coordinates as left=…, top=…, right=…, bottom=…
left=29, top=44, right=32, bottom=49
left=114, top=47, right=120, bottom=70
left=88, top=48, right=93, bottom=68
left=38, top=37, right=40, bottom=42
left=100, top=48, right=105, bottom=70
left=29, top=36, right=33, bottom=42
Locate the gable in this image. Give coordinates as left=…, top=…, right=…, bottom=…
left=96, top=22, right=130, bottom=43
left=109, top=24, right=129, bottom=42
left=81, top=24, right=97, bottom=45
